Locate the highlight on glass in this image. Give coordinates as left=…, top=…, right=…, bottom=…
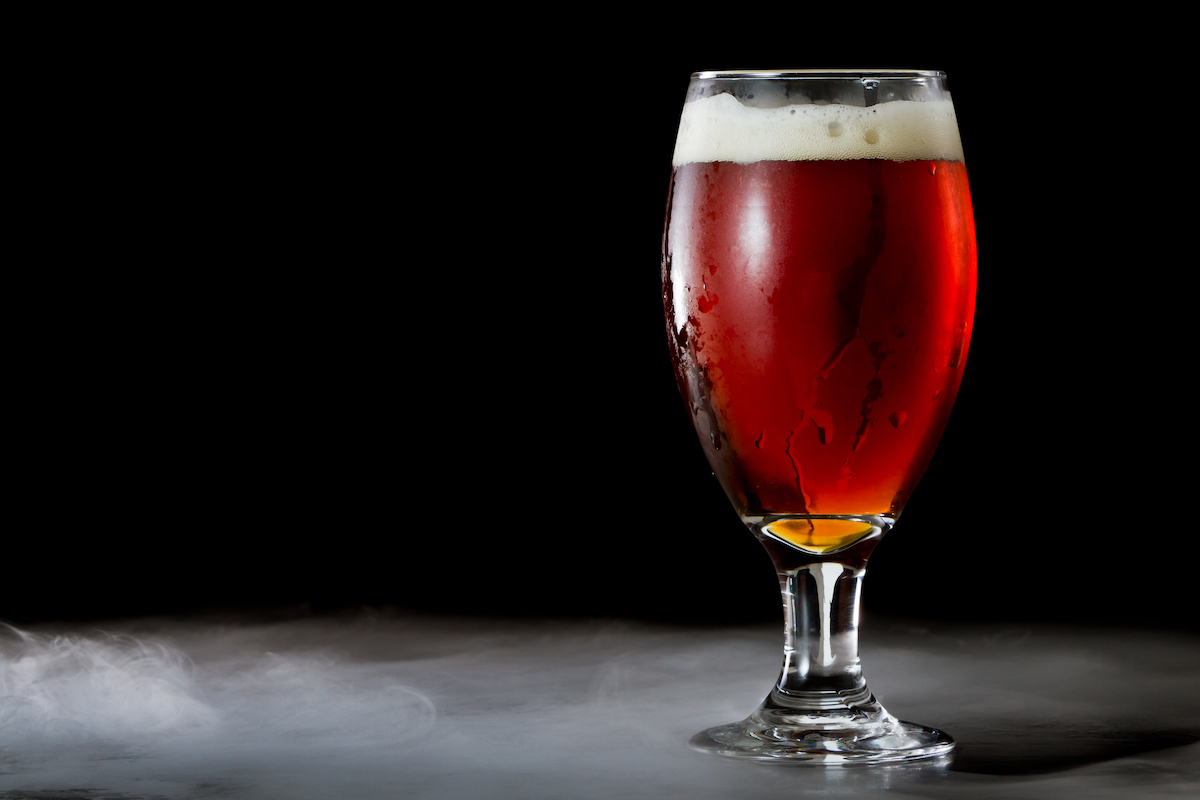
left=662, top=70, right=976, bottom=763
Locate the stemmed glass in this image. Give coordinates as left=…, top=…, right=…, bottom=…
left=662, top=70, right=976, bottom=763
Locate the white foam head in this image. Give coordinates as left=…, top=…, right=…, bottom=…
left=672, top=92, right=965, bottom=165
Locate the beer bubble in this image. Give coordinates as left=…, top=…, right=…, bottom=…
left=889, top=411, right=907, bottom=428
left=864, top=129, right=880, bottom=145
left=827, top=121, right=843, bottom=137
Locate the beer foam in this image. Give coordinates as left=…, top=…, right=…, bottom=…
left=672, top=92, right=965, bottom=165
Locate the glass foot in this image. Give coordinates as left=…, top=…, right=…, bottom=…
left=690, top=714, right=954, bottom=764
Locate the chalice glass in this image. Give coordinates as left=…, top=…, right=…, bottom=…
left=663, top=70, right=976, bottom=763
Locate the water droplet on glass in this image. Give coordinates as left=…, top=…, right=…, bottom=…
left=862, top=79, right=880, bottom=90
left=928, top=163, right=938, bottom=176
left=864, top=129, right=880, bottom=145
left=889, top=411, right=906, bottom=428
left=827, top=121, right=843, bottom=137
left=756, top=432, right=764, bottom=449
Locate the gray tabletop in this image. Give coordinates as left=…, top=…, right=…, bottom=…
left=2, top=611, right=1197, bottom=799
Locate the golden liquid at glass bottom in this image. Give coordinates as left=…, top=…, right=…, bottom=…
left=759, top=518, right=879, bottom=554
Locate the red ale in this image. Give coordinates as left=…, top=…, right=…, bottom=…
left=664, top=157, right=976, bottom=552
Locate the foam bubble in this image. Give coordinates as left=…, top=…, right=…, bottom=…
left=672, top=92, right=965, bottom=165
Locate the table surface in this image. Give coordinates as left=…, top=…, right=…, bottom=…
left=1, top=611, right=1197, bottom=799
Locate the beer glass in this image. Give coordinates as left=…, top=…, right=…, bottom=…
left=663, top=70, right=975, bottom=763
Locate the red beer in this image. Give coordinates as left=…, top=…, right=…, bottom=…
left=664, top=154, right=976, bottom=553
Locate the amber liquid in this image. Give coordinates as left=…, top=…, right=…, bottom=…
left=664, top=159, right=976, bottom=552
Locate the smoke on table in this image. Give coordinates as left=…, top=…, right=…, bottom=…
left=1, top=610, right=1197, bottom=800
left=0, top=621, right=437, bottom=747
left=0, top=611, right=444, bottom=799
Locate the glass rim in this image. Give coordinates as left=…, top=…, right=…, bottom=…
left=691, top=69, right=946, bottom=80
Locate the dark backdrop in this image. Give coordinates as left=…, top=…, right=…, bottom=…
left=8, top=45, right=1190, bottom=630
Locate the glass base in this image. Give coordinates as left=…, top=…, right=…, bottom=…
left=689, top=713, right=954, bottom=764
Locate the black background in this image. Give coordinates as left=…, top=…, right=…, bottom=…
left=8, top=35, right=1192, bottom=630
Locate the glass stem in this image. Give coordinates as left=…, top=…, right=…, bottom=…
left=757, top=558, right=882, bottom=720
left=781, top=562, right=863, bottom=688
